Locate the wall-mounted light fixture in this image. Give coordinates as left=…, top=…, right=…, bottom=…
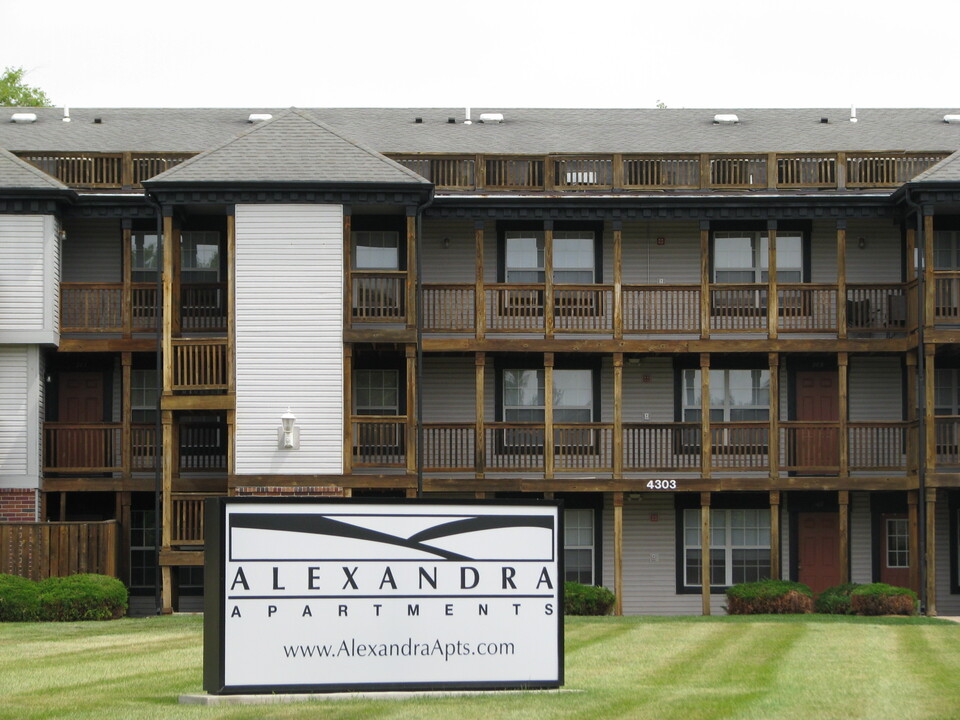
left=278, top=408, right=299, bottom=450
left=442, top=237, right=451, bottom=249
left=858, top=237, right=866, bottom=249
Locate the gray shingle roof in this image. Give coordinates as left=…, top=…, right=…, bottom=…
left=910, top=150, right=960, bottom=183
left=2, top=107, right=960, bottom=155
left=146, top=109, right=428, bottom=185
left=0, top=146, right=69, bottom=190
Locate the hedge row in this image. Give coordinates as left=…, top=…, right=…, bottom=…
left=726, top=580, right=814, bottom=614
left=564, top=582, right=616, bottom=615
left=727, top=580, right=918, bottom=616
left=0, top=574, right=128, bottom=622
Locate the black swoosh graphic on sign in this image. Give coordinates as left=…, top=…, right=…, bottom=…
left=230, top=514, right=472, bottom=560
left=407, top=516, right=554, bottom=543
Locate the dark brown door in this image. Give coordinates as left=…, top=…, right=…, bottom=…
left=795, top=372, right=839, bottom=472
left=880, top=514, right=911, bottom=589
left=57, top=372, right=104, bottom=470
left=797, top=512, right=841, bottom=594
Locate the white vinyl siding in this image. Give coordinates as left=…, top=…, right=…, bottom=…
left=0, top=346, right=41, bottom=488
left=234, top=205, right=343, bottom=475
left=0, top=215, right=60, bottom=344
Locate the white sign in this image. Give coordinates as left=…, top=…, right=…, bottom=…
left=204, top=499, right=563, bottom=694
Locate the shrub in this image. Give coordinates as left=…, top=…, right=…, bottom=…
left=0, top=573, right=41, bottom=621
left=849, top=583, right=918, bottom=616
left=38, top=574, right=128, bottom=621
left=815, top=583, right=861, bottom=614
left=564, top=582, right=616, bottom=615
left=726, top=580, right=814, bottom=615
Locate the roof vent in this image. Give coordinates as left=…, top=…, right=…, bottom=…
left=478, top=112, right=504, bottom=124
left=713, top=113, right=739, bottom=124
left=944, top=115, right=960, bottom=124
left=93, top=117, right=102, bottom=124
left=414, top=117, right=422, bottom=124
left=11, top=112, right=37, bottom=124
left=247, top=113, right=272, bottom=123
left=820, top=117, right=829, bottom=124
left=62, top=107, right=71, bottom=123
left=447, top=117, right=456, bottom=124
left=850, top=106, right=857, bottom=123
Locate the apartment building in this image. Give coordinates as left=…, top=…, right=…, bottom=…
left=1, top=106, right=959, bottom=615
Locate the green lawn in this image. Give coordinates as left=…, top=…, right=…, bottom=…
left=1, top=615, right=958, bottom=720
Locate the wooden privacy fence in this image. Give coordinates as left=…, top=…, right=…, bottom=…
left=0, top=520, right=118, bottom=580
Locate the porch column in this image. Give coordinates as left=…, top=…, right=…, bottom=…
left=613, top=221, right=623, bottom=340
left=838, top=490, right=850, bottom=585
left=613, top=491, right=624, bottom=616
left=226, top=209, right=236, bottom=397
left=544, top=222, right=554, bottom=339
left=839, top=353, right=849, bottom=478
left=406, top=345, right=417, bottom=476
left=767, top=221, right=778, bottom=339
left=475, top=352, right=485, bottom=478
left=700, top=221, right=710, bottom=339
left=925, top=347, right=936, bottom=476
left=121, top=353, right=132, bottom=479
left=906, top=227, right=918, bottom=335
left=544, top=353, right=554, bottom=479
left=908, top=490, right=920, bottom=593
left=343, top=211, right=352, bottom=331
left=700, top=491, right=712, bottom=616
left=837, top=220, right=847, bottom=338
left=923, top=209, right=935, bottom=333
left=161, top=212, right=175, bottom=396
left=769, top=491, right=781, bottom=580
left=406, top=210, right=417, bottom=329
left=925, top=487, right=937, bottom=615
left=122, top=220, right=132, bottom=338
left=160, top=408, right=174, bottom=614
left=769, top=353, right=780, bottom=481
left=475, top=221, right=485, bottom=341
left=906, top=352, right=918, bottom=475
left=342, top=345, right=352, bottom=476
left=613, top=353, right=623, bottom=480
left=700, top=354, right=711, bottom=477
left=225, top=409, right=236, bottom=496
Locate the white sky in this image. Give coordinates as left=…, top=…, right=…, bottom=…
left=5, top=0, right=958, bottom=109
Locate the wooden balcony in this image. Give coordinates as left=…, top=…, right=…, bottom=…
left=352, top=272, right=406, bottom=322
left=43, top=423, right=155, bottom=473
left=61, top=283, right=158, bottom=333
left=933, top=272, right=960, bottom=324
left=356, top=420, right=913, bottom=476
left=389, top=151, right=949, bottom=192
left=420, top=282, right=914, bottom=337
left=171, top=338, right=228, bottom=392
left=15, top=151, right=195, bottom=190
left=169, top=493, right=218, bottom=546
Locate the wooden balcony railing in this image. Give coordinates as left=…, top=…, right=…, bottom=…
left=169, top=493, right=218, bottom=546
left=777, top=285, right=838, bottom=333
left=60, top=282, right=160, bottom=333
left=390, top=152, right=949, bottom=192
left=132, top=425, right=157, bottom=470
left=171, top=338, right=228, bottom=392
left=486, top=285, right=545, bottom=332
left=43, top=423, right=156, bottom=473
left=846, top=284, right=909, bottom=332
left=934, top=416, right=960, bottom=467
left=622, top=423, right=701, bottom=471
left=422, top=285, right=475, bottom=332
left=623, top=285, right=701, bottom=333
left=933, top=272, right=960, bottom=324
left=181, top=283, right=226, bottom=332
left=179, top=421, right=226, bottom=471
left=484, top=424, right=546, bottom=471
left=779, top=422, right=839, bottom=473
left=422, top=424, right=474, bottom=471
left=553, top=286, right=613, bottom=332
left=15, top=151, right=195, bottom=189
left=352, top=271, right=406, bottom=322
left=553, top=424, right=614, bottom=471
left=848, top=422, right=909, bottom=471
left=710, top=423, right=769, bottom=469
left=352, top=417, right=407, bottom=467
left=709, top=285, right=767, bottom=332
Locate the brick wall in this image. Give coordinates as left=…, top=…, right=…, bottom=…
left=0, top=489, right=38, bottom=522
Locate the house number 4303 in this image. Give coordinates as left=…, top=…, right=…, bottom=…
left=646, top=480, right=677, bottom=490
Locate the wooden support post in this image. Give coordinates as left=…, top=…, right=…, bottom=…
left=121, top=221, right=132, bottom=338
left=121, top=353, right=132, bottom=479
left=700, top=491, right=712, bottom=615
left=767, top=222, right=778, bottom=339
left=544, top=222, right=554, bottom=339
left=613, top=353, right=623, bottom=480
left=161, top=214, right=175, bottom=396
left=700, top=354, right=711, bottom=477
left=837, top=220, right=847, bottom=338
left=171, top=223, right=181, bottom=339
left=475, top=221, right=486, bottom=341
left=406, top=212, right=417, bottom=329
left=613, top=491, right=624, bottom=616
left=59, top=491, right=66, bottom=522
left=544, top=353, right=554, bottom=480
left=924, top=211, right=935, bottom=332
left=838, top=490, right=850, bottom=584
left=906, top=352, right=918, bottom=475
left=613, top=221, right=623, bottom=341
left=160, top=408, right=174, bottom=614
left=406, top=345, right=417, bottom=476
left=226, top=210, right=236, bottom=396
left=225, top=409, right=236, bottom=494
left=700, top=222, right=711, bottom=339
left=343, top=345, right=353, bottom=476
left=836, top=152, right=847, bottom=190
left=769, top=353, right=779, bottom=480
left=838, top=353, right=849, bottom=478
left=699, top=153, right=710, bottom=190
left=925, top=487, right=937, bottom=615
left=118, top=491, right=132, bottom=586
left=343, top=211, right=352, bottom=331
left=475, top=352, right=486, bottom=478
left=766, top=152, right=778, bottom=190
left=907, top=490, right=919, bottom=593
left=769, top=491, right=781, bottom=580
left=925, top=347, right=936, bottom=476
left=161, top=566, right=173, bottom=614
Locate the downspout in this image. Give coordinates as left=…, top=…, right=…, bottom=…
left=415, top=191, right=435, bottom=499
left=903, top=187, right=927, bottom=613
left=145, top=193, right=164, bottom=615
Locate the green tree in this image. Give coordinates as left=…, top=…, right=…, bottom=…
left=0, top=66, right=52, bottom=107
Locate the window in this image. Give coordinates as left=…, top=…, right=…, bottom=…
left=682, top=369, right=770, bottom=422
left=682, top=508, right=771, bottom=587
left=129, top=508, right=156, bottom=591
left=565, top=508, right=595, bottom=584
left=714, top=231, right=803, bottom=283
left=131, top=369, right=158, bottom=424
left=504, top=230, right=596, bottom=284
left=131, top=232, right=158, bottom=282
left=886, top=517, right=909, bottom=569
left=502, top=368, right=593, bottom=422
left=355, top=369, right=400, bottom=416
left=936, top=369, right=960, bottom=416
left=353, top=231, right=400, bottom=270
left=181, top=231, right=220, bottom=283
left=934, top=231, right=960, bottom=271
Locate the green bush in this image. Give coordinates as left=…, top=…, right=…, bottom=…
left=849, top=583, right=918, bottom=616
left=37, top=574, right=128, bottom=622
left=0, top=573, right=41, bottom=621
left=815, top=583, right=861, bottom=614
left=564, top=582, right=616, bottom=615
left=726, top=580, right=814, bottom=615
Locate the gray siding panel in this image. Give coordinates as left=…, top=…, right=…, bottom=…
left=850, top=492, right=873, bottom=584
left=422, top=357, right=475, bottom=422
left=422, top=219, right=476, bottom=284
left=61, top=218, right=121, bottom=282
left=849, top=357, right=902, bottom=421
left=846, top=219, right=902, bottom=283
left=810, top=219, right=838, bottom=283
left=935, top=494, right=960, bottom=615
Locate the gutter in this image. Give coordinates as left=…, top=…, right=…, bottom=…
left=414, top=190, right=435, bottom=499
